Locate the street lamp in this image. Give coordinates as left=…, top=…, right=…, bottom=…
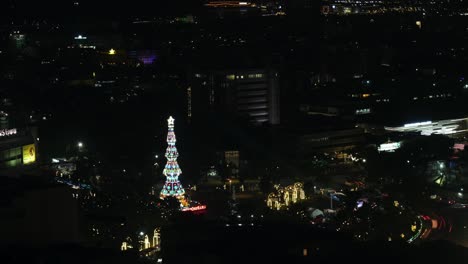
left=77, top=142, right=84, bottom=153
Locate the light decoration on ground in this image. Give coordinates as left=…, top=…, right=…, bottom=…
left=160, top=116, right=186, bottom=200
left=407, top=216, right=424, bottom=243
left=267, top=182, right=306, bottom=210
left=144, top=235, right=151, bottom=249
left=153, top=228, right=161, bottom=248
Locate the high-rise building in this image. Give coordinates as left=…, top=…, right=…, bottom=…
left=189, top=68, right=280, bottom=125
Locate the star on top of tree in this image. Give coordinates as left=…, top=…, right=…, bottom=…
left=167, top=116, right=175, bottom=126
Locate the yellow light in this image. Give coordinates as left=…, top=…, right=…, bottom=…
left=400, top=233, right=405, bottom=238
left=108, top=48, right=116, bottom=55
left=411, top=225, right=417, bottom=232
left=226, top=74, right=235, bottom=80
left=22, top=144, right=36, bottom=164
left=416, top=21, right=422, bottom=29
left=393, top=200, right=399, bottom=207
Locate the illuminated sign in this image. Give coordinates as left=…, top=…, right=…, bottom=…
left=181, top=205, right=207, bottom=212
left=378, top=142, right=401, bottom=152
left=22, top=144, right=36, bottom=164
left=0, top=128, right=17, bottom=137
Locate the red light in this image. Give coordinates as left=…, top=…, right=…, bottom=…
left=182, top=205, right=207, bottom=212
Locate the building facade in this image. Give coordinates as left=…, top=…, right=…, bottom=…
left=0, top=126, right=37, bottom=169
left=189, top=68, right=280, bottom=125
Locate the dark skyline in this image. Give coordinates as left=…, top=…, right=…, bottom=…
left=3, top=0, right=206, bottom=18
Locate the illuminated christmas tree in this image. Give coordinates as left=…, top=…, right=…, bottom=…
left=160, top=116, right=186, bottom=200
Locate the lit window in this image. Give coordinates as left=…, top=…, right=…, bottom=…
left=247, top=73, right=264, bottom=78
left=355, top=108, right=371, bottom=115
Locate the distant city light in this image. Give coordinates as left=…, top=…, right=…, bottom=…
left=77, top=142, right=83, bottom=148
left=108, top=48, right=116, bottom=55
left=74, top=35, right=87, bottom=40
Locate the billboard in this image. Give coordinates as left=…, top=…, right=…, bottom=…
left=378, top=142, right=401, bottom=152
left=22, top=144, right=36, bottom=164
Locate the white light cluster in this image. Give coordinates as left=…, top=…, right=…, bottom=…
left=403, top=121, right=432, bottom=128
left=385, top=117, right=468, bottom=136
left=0, top=128, right=17, bottom=137
left=378, top=142, right=401, bottom=152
